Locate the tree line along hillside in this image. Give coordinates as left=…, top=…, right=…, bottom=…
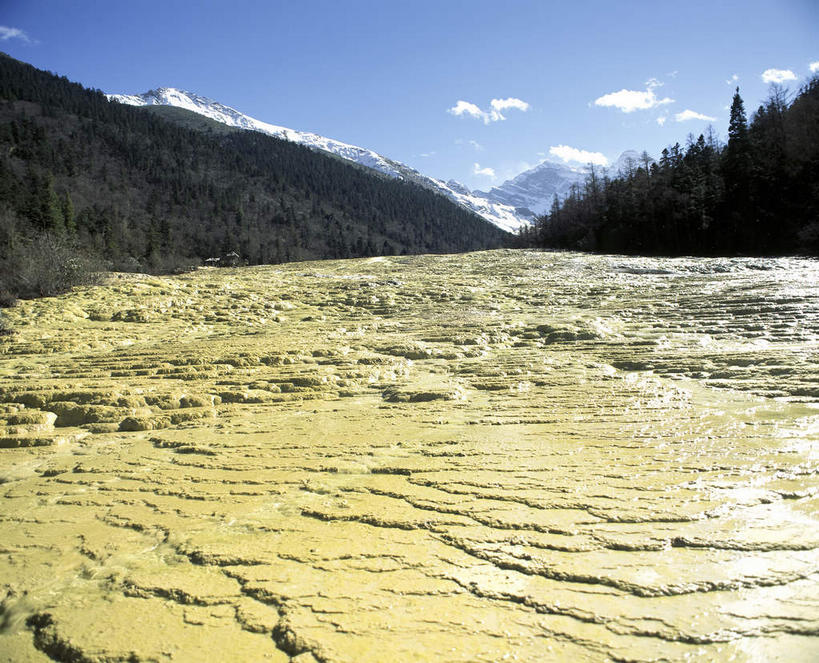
left=520, top=78, right=819, bottom=256
left=0, top=53, right=508, bottom=301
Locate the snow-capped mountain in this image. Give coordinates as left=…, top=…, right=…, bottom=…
left=108, top=88, right=526, bottom=232
left=110, top=88, right=410, bottom=178
left=109, top=88, right=647, bottom=232
left=474, top=151, right=654, bottom=218
left=475, top=161, right=586, bottom=217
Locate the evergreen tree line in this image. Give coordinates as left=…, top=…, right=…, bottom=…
left=0, top=53, right=507, bottom=301
left=521, top=78, right=819, bottom=256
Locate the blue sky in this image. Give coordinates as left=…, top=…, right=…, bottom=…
left=2, top=0, right=817, bottom=190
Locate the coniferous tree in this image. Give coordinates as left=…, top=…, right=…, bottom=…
left=721, top=88, right=752, bottom=249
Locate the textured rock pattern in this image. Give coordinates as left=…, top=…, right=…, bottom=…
left=0, top=250, right=817, bottom=662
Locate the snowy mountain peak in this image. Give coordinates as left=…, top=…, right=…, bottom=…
left=474, top=159, right=586, bottom=217
left=110, top=88, right=236, bottom=118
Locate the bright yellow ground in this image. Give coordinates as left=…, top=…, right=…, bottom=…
left=1, top=250, right=817, bottom=662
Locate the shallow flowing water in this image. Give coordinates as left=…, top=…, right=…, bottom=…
left=0, top=249, right=817, bottom=662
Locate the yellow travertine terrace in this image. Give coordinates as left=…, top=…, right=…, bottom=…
left=0, top=250, right=817, bottom=662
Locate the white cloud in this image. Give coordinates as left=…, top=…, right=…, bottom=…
left=674, top=109, right=717, bottom=122
left=490, top=97, right=529, bottom=112
left=594, top=78, right=674, bottom=113
left=472, top=163, right=496, bottom=178
left=489, top=97, right=530, bottom=121
left=0, top=26, right=30, bottom=42
left=761, top=68, right=797, bottom=84
left=448, top=101, right=486, bottom=121
left=726, top=73, right=739, bottom=84
left=418, top=151, right=436, bottom=158
left=549, top=145, right=609, bottom=167
left=656, top=115, right=668, bottom=126
left=448, top=97, right=529, bottom=124
left=810, top=61, right=819, bottom=73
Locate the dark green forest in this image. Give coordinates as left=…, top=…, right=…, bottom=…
left=521, top=78, right=819, bottom=256
left=0, top=53, right=507, bottom=301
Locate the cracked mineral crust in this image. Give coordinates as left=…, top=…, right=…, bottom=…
left=0, top=250, right=818, bottom=661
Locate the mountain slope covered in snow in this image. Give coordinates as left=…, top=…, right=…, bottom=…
left=109, top=88, right=527, bottom=232
left=110, top=88, right=645, bottom=232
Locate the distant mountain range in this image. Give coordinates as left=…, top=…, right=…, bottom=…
left=110, top=88, right=641, bottom=232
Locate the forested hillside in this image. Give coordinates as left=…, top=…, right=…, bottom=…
left=0, top=53, right=507, bottom=300
left=522, top=78, right=819, bottom=256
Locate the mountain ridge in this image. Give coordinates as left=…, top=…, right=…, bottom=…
left=109, top=87, right=648, bottom=231
left=109, top=88, right=529, bottom=232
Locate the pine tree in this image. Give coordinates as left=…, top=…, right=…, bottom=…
left=721, top=88, right=752, bottom=250
left=728, top=88, right=748, bottom=144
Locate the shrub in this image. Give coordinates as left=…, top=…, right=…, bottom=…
left=0, top=232, right=106, bottom=300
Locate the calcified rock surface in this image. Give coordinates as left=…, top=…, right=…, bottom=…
left=0, top=250, right=818, bottom=662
